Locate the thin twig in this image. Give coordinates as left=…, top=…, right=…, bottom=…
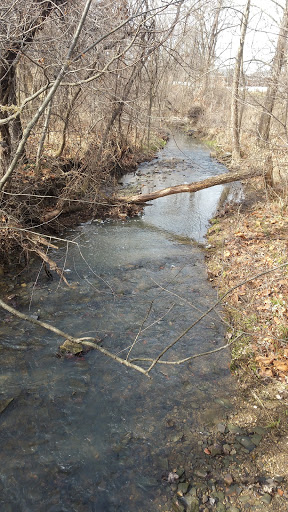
left=150, top=276, right=221, bottom=322
left=116, top=303, right=175, bottom=357
left=126, top=301, right=154, bottom=360
left=131, top=332, right=244, bottom=365
left=146, top=262, right=288, bottom=374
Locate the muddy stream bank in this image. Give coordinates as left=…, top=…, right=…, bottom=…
left=0, top=131, right=239, bottom=511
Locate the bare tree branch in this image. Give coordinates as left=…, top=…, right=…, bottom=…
left=0, top=298, right=149, bottom=377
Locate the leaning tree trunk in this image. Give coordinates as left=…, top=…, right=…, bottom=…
left=118, top=167, right=264, bottom=204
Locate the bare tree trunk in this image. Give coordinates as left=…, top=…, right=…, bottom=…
left=0, top=60, right=25, bottom=175
left=35, top=100, right=53, bottom=174
left=95, top=65, right=142, bottom=161
left=202, top=0, right=223, bottom=96
left=258, top=1, right=288, bottom=144
left=231, top=0, right=250, bottom=165
left=0, top=0, right=93, bottom=192
left=0, top=55, right=17, bottom=174
left=54, top=89, right=81, bottom=158
left=0, top=1, right=66, bottom=177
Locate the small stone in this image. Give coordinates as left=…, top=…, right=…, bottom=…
left=167, top=418, right=176, bottom=428
left=224, top=474, right=233, bottom=486
left=0, top=397, right=14, bottom=414
left=212, top=490, right=225, bottom=501
left=168, top=472, right=180, bottom=483
left=274, top=475, right=284, bottom=483
left=236, top=436, right=256, bottom=452
left=176, top=468, right=185, bottom=478
left=250, top=434, right=262, bottom=446
left=172, top=433, right=184, bottom=443
left=261, top=493, right=272, bottom=505
left=186, top=487, right=197, bottom=497
left=215, top=398, right=233, bottom=409
left=254, top=426, right=266, bottom=435
left=227, top=424, right=244, bottom=434
left=195, top=482, right=208, bottom=492
left=59, top=339, right=84, bottom=355
left=172, top=498, right=186, bottom=512
left=217, top=423, right=226, bottom=434
left=178, top=482, right=189, bottom=494
left=227, top=508, right=240, bottom=512
left=209, top=444, right=223, bottom=456
left=185, top=495, right=199, bottom=512
left=225, top=485, right=241, bottom=497
left=194, top=470, right=207, bottom=479
left=202, top=495, right=209, bottom=503
left=230, top=448, right=237, bottom=456
left=265, top=478, right=275, bottom=488
left=223, top=444, right=231, bottom=455
left=171, top=483, right=178, bottom=492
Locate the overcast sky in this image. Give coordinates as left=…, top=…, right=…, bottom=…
left=217, top=0, right=284, bottom=73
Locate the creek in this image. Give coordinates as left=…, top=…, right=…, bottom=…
left=0, top=130, right=236, bottom=511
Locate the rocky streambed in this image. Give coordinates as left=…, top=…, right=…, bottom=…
left=166, top=380, right=288, bottom=512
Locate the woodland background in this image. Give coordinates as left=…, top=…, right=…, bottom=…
left=1, top=0, right=288, bottom=263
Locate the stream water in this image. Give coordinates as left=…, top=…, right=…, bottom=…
left=0, top=131, right=236, bottom=511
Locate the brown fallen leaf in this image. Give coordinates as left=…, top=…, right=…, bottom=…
left=259, top=368, right=273, bottom=378
left=255, top=355, right=275, bottom=365
left=273, top=360, right=288, bottom=373
left=234, top=232, right=247, bottom=239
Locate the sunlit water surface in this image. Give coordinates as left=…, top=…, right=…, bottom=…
left=0, top=131, right=236, bottom=511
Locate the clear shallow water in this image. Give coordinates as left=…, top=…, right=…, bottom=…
left=0, top=131, right=235, bottom=511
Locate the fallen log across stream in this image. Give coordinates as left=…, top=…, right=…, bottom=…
left=117, top=167, right=264, bottom=204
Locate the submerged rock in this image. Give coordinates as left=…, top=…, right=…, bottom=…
left=58, top=339, right=84, bottom=356
left=236, top=435, right=256, bottom=452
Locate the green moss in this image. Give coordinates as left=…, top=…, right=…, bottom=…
left=141, top=136, right=167, bottom=154
left=205, top=139, right=218, bottom=148
left=278, top=325, right=288, bottom=340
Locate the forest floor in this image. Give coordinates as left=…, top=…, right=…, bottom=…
left=167, top=176, right=288, bottom=512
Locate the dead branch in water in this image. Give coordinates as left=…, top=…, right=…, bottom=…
left=0, top=298, right=149, bottom=377
left=118, top=168, right=264, bottom=204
